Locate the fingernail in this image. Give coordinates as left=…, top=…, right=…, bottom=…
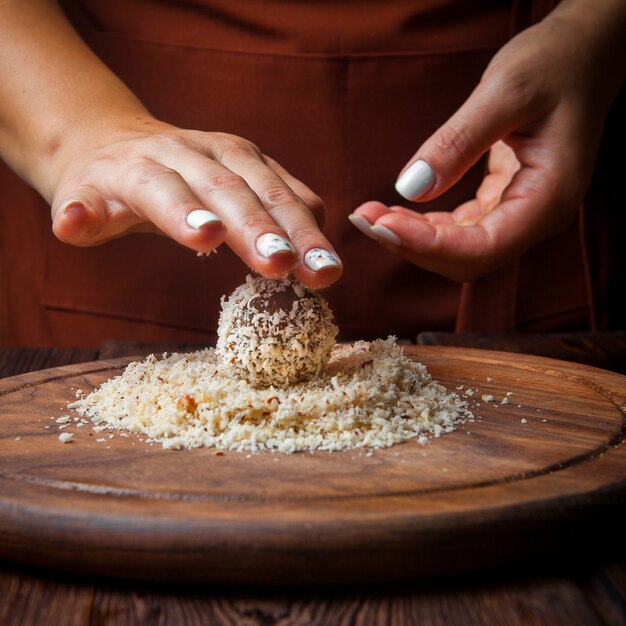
left=371, top=224, right=402, bottom=246
left=395, top=159, right=435, bottom=200
left=304, top=248, right=340, bottom=271
left=61, top=201, right=99, bottom=235
left=256, top=233, right=295, bottom=258
left=348, top=214, right=379, bottom=241
left=186, top=209, right=222, bottom=229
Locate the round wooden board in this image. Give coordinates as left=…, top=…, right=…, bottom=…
left=0, top=346, right=624, bottom=584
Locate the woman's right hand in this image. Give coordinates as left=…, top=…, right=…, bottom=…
left=50, top=119, right=342, bottom=288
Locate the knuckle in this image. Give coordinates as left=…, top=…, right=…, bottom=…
left=435, top=124, right=474, bottom=162
left=235, top=214, right=277, bottom=237
left=131, top=163, right=175, bottom=187
left=482, top=68, right=538, bottom=114
left=259, top=185, right=299, bottom=210
left=215, top=134, right=259, bottom=160
left=198, top=172, right=246, bottom=195
left=288, top=227, right=326, bottom=249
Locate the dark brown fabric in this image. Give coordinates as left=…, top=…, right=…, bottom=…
left=0, top=0, right=621, bottom=346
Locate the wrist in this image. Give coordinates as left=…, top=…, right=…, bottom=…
left=545, top=0, right=626, bottom=102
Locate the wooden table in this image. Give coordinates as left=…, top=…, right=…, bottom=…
left=1, top=338, right=625, bottom=626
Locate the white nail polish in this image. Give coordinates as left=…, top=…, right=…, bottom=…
left=186, top=209, right=221, bottom=229
left=304, top=248, right=340, bottom=271
left=256, top=233, right=295, bottom=258
left=371, top=225, right=402, bottom=246
left=348, top=214, right=379, bottom=241
left=395, top=160, right=435, bottom=200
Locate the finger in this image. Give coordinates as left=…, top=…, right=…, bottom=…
left=90, top=159, right=227, bottom=253
left=51, top=186, right=143, bottom=246
left=218, top=150, right=341, bottom=288
left=155, top=150, right=299, bottom=278
left=372, top=165, right=575, bottom=281
left=263, top=155, right=326, bottom=228
left=395, top=78, right=536, bottom=203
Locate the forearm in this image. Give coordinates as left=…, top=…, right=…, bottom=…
left=0, top=0, right=152, bottom=200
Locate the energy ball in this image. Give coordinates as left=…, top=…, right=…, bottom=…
left=216, top=275, right=338, bottom=388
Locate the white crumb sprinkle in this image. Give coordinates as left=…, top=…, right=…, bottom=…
left=69, top=337, right=471, bottom=454
left=481, top=394, right=494, bottom=402
left=501, top=397, right=509, bottom=405
left=506, top=391, right=513, bottom=396
left=96, top=438, right=106, bottom=443
left=542, top=418, right=548, bottom=423
left=521, top=418, right=528, bottom=424
left=14, top=437, right=21, bottom=441
left=58, top=433, right=73, bottom=444
left=486, top=377, right=493, bottom=382
left=456, top=385, right=464, bottom=390
left=466, top=389, right=474, bottom=397
left=44, top=425, right=51, bottom=429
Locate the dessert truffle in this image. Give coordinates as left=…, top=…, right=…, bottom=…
left=216, top=275, right=338, bottom=387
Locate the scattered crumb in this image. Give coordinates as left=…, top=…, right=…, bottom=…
left=58, top=433, right=73, bottom=444
left=55, top=416, right=71, bottom=424
left=506, top=391, right=513, bottom=396
left=96, top=438, right=106, bottom=443
left=44, top=425, right=51, bottom=429
left=542, top=418, right=548, bottom=423
left=486, top=377, right=493, bottom=382
left=69, top=337, right=471, bottom=454
left=521, top=418, right=528, bottom=424
left=466, top=389, right=474, bottom=397
left=14, top=437, right=21, bottom=441
left=501, top=397, right=509, bottom=405
left=456, top=385, right=464, bottom=390
left=481, top=394, right=494, bottom=402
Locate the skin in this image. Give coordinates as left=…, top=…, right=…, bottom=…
left=354, top=0, right=626, bottom=281
left=0, top=0, right=341, bottom=289
left=0, top=0, right=624, bottom=287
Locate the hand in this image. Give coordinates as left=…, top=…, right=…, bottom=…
left=351, top=0, right=625, bottom=281
left=50, top=120, right=342, bottom=289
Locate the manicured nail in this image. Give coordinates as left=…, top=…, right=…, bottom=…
left=371, top=225, right=402, bottom=246
left=186, top=209, right=221, bottom=229
left=304, top=248, right=340, bottom=271
left=395, top=160, right=435, bottom=200
left=256, top=233, right=295, bottom=258
left=348, top=214, right=379, bottom=241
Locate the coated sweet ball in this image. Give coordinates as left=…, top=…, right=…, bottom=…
left=216, top=275, right=338, bottom=388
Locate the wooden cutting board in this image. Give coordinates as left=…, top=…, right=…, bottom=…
left=0, top=346, right=624, bottom=584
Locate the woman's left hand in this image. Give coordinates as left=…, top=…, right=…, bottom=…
left=350, top=0, right=625, bottom=281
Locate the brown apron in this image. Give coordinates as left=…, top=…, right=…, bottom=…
left=0, top=0, right=620, bottom=347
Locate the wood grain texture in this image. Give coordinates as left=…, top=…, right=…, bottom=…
left=0, top=346, right=624, bottom=585
left=417, top=331, right=626, bottom=374
left=0, top=348, right=98, bottom=379
left=0, top=565, right=612, bottom=626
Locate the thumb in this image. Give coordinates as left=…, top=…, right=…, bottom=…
left=51, top=188, right=140, bottom=246
left=396, top=80, right=528, bottom=202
